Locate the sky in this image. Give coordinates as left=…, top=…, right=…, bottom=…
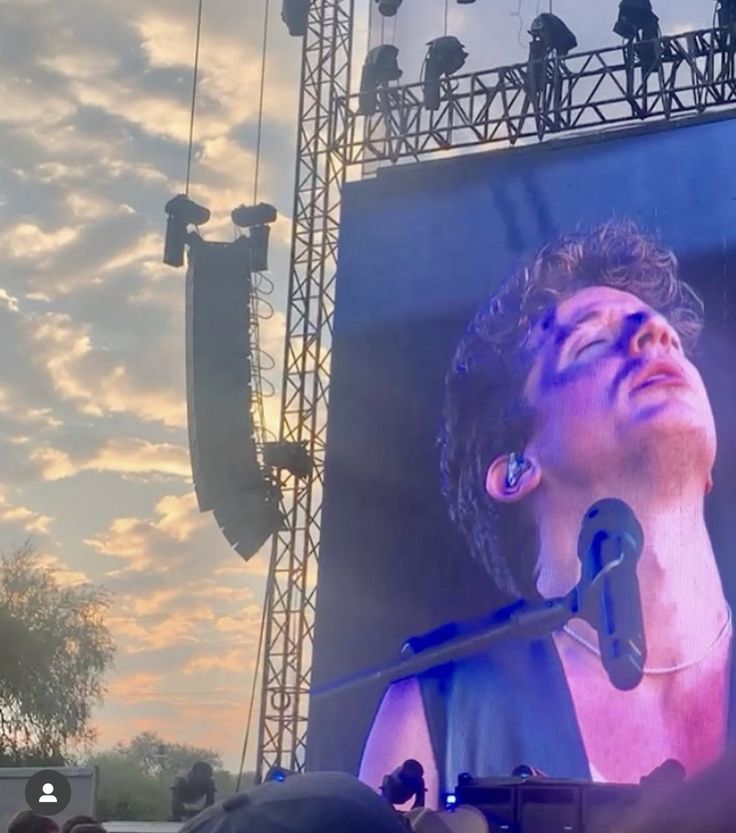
left=0, top=0, right=714, bottom=775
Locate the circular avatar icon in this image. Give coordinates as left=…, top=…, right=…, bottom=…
left=25, top=769, right=72, bottom=815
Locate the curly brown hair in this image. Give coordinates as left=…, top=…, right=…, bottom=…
left=438, top=219, right=705, bottom=599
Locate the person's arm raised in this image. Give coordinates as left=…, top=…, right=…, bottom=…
left=358, top=675, right=440, bottom=810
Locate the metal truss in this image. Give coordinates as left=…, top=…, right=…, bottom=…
left=256, top=0, right=353, bottom=779
left=336, top=26, right=736, bottom=165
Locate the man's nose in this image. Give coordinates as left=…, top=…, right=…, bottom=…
left=628, top=313, right=680, bottom=355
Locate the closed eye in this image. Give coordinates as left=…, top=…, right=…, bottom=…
left=575, top=339, right=609, bottom=359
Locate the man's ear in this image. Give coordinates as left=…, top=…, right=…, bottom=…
left=485, top=453, right=541, bottom=503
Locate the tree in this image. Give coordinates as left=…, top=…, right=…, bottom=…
left=88, top=734, right=255, bottom=821
left=0, top=543, right=115, bottom=764
left=87, top=751, right=169, bottom=821
left=116, top=731, right=223, bottom=778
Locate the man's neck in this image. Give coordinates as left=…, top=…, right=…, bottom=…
left=535, top=483, right=728, bottom=667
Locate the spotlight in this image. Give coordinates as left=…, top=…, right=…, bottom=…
left=231, top=202, right=278, bottom=229
left=281, top=0, right=309, bottom=37
left=422, top=36, right=468, bottom=110
left=263, top=442, right=313, bottom=479
left=613, top=0, right=659, bottom=39
left=265, top=766, right=294, bottom=783
left=717, top=0, right=736, bottom=28
left=231, top=203, right=278, bottom=271
left=613, top=0, right=660, bottom=73
left=511, top=764, right=548, bottom=778
left=163, top=194, right=210, bottom=268
left=170, top=761, right=216, bottom=821
left=359, top=45, right=403, bottom=115
left=529, top=13, right=578, bottom=56
left=381, top=759, right=426, bottom=809
left=374, top=0, right=403, bottom=16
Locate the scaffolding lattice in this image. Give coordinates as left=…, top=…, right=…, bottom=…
left=256, top=0, right=354, bottom=778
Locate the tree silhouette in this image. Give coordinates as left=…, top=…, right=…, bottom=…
left=0, top=543, right=115, bottom=764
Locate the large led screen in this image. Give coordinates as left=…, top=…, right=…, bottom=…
left=309, top=113, right=736, bottom=805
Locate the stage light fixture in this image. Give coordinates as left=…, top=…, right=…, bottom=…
left=170, top=761, right=216, bottom=821
left=717, top=0, right=736, bottom=27
left=265, top=766, right=294, bottom=783
left=457, top=0, right=476, bottom=4
left=281, top=0, right=309, bottom=37
left=613, top=0, right=659, bottom=40
left=374, top=0, right=403, bottom=16
left=422, top=36, right=468, bottom=110
left=359, top=45, right=403, bottom=115
left=163, top=194, right=211, bottom=268
left=263, top=441, right=313, bottom=479
left=230, top=202, right=278, bottom=272
left=511, top=764, right=549, bottom=778
left=529, top=13, right=578, bottom=57
left=381, top=759, right=426, bottom=809
left=613, top=0, right=660, bottom=74
left=231, top=202, right=278, bottom=229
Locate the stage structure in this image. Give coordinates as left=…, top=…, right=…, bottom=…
left=255, top=6, right=736, bottom=779
left=256, top=0, right=354, bottom=779
left=339, top=26, right=736, bottom=164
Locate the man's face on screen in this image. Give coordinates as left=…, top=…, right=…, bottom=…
left=521, top=286, right=716, bottom=490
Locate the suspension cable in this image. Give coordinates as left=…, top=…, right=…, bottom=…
left=236, top=578, right=269, bottom=790
left=253, top=0, right=271, bottom=203
left=185, top=0, right=204, bottom=196
left=236, top=1, right=275, bottom=788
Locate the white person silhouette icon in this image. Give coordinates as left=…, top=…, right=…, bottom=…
left=38, top=784, right=57, bottom=804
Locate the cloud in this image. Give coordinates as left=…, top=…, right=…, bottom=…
left=0, top=495, right=53, bottom=535
left=29, top=448, right=77, bottom=480
left=30, top=312, right=186, bottom=427
left=32, top=438, right=192, bottom=482
left=106, top=613, right=203, bottom=652
left=0, top=223, right=79, bottom=259
left=0, top=499, right=53, bottom=533
left=96, top=439, right=191, bottom=478
left=0, top=289, right=20, bottom=312
left=107, top=671, right=164, bottom=700
left=85, top=491, right=207, bottom=571
left=182, top=648, right=251, bottom=675
left=35, top=552, right=91, bottom=587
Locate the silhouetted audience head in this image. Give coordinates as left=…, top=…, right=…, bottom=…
left=68, top=825, right=105, bottom=833
left=639, top=758, right=686, bottom=787
left=178, top=771, right=409, bottom=833
left=8, top=811, right=59, bottom=833
left=60, top=816, right=96, bottom=833
left=614, top=747, right=736, bottom=833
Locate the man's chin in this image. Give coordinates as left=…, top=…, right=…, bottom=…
left=620, top=417, right=715, bottom=476
left=627, top=396, right=713, bottom=436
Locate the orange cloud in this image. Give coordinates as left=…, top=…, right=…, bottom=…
left=0, top=497, right=53, bottom=534
left=33, top=438, right=191, bottom=482
left=30, top=312, right=186, bottom=427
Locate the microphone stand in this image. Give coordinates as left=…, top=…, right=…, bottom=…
left=311, top=539, right=641, bottom=701
left=311, top=592, right=579, bottom=701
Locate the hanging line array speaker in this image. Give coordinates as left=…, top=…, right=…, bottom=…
left=186, top=233, right=282, bottom=559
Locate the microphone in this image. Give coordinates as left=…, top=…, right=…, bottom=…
left=576, top=498, right=646, bottom=691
